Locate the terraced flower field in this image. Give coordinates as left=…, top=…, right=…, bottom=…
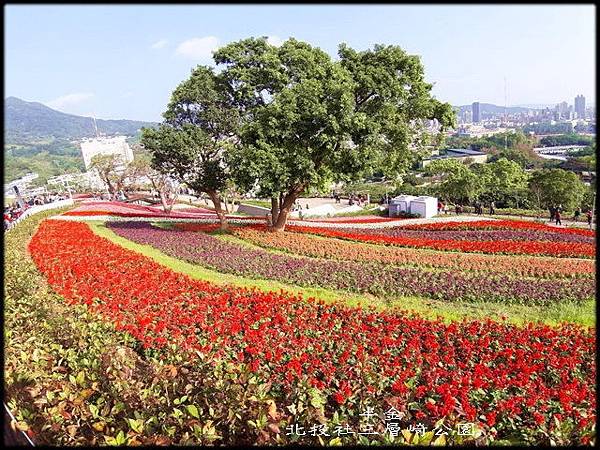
left=283, top=224, right=595, bottom=258
left=5, top=205, right=596, bottom=446
left=108, top=222, right=594, bottom=305
left=27, top=218, right=597, bottom=445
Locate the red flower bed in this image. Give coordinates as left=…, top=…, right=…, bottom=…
left=28, top=219, right=596, bottom=444
left=286, top=225, right=595, bottom=258
left=403, top=219, right=595, bottom=238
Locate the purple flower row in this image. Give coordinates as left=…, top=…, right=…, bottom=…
left=107, top=222, right=595, bottom=305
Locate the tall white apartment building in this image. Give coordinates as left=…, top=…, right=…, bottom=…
left=80, top=136, right=134, bottom=170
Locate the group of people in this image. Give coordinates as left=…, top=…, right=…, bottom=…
left=90, top=190, right=128, bottom=201
left=436, top=200, right=496, bottom=216
left=4, top=192, right=70, bottom=230
left=4, top=203, right=27, bottom=230
left=548, top=204, right=564, bottom=225
left=330, top=192, right=369, bottom=207
left=348, top=193, right=368, bottom=207
left=549, top=204, right=593, bottom=227
left=472, top=201, right=495, bottom=215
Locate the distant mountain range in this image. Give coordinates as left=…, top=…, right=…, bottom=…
left=454, top=102, right=594, bottom=114
left=4, top=96, right=157, bottom=143
left=453, top=103, right=539, bottom=115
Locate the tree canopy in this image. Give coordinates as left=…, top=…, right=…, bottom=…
left=215, top=37, right=455, bottom=230
left=140, top=65, right=239, bottom=228
left=528, top=168, right=587, bottom=211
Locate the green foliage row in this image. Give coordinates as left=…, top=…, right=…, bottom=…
left=410, top=158, right=590, bottom=211
left=3, top=211, right=288, bottom=445
left=523, top=122, right=574, bottom=135
left=240, top=199, right=272, bottom=209
left=538, top=133, right=595, bottom=148
left=445, top=131, right=536, bottom=153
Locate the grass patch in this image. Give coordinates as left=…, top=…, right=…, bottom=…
left=240, top=199, right=271, bottom=209
left=328, top=206, right=387, bottom=217
left=90, top=221, right=594, bottom=328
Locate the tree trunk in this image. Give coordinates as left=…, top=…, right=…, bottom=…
left=105, top=178, right=115, bottom=195
left=224, top=196, right=230, bottom=214
left=159, top=190, right=175, bottom=214
left=207, top=190, right=228, bottom=231
left=271, top=196, right=280, bottom=226
left=271, top=187, right=304, bottom=232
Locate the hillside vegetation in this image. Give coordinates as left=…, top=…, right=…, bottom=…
left=5, top=97, right=156, bottom=143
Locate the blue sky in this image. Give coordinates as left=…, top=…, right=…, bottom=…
left=4, top=4, right=596, bottom=122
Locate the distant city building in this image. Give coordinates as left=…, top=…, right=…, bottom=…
left=554, top=101, right=569, bottom=120
left=421, top=148, right=488, bottom=168
left=472, top=102, right=481, bottom=123
left=574, top=95, right=586, bottom=119
left=80, top=135, right=134, bottom=171
left=47, top=171, right=106, bottom=190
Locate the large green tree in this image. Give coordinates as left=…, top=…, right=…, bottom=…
left=216, top=37, right=455, bottom=231
left=425, top=159, right=482, bottom=204
left=528, top=168, right=587, bottom=211
left=473, top=158, right=529, bottom=207
left=140, top=66, right=239, bottom=229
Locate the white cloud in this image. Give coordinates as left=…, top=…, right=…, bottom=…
left=151, top=39, right=168, bottom=50
left=267, top=35, right=284, bottom=47
left=46, top=92, right=95, bottom=111
left=175, top=36, right=220, bottom=60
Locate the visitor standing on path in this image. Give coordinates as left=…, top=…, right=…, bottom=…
left=587, top=210, right=593, bottom=228
left=555, top=209, right=562, bottom=226
left=574, top=207, right=581, bottom=222
left=489, top=201, right=495, bottom=215
left=549, top=205, right=556, bottom=222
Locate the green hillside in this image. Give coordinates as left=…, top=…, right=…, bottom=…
left=4, top=97, right=156, bottom=184
left=5, top=96, right=157, bottom=143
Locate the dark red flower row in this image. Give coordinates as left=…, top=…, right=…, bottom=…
left=403, top=219, right=595, bottom=238
left=286, top=225, right=595, bottom=258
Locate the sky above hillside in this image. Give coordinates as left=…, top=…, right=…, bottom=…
left=4, top=4, right=596, bottom=122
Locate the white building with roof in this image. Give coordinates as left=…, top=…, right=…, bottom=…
left=80, top=136, right=134, bottom=170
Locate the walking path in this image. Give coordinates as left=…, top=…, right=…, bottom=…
left=49, top=199, right=595, bottom=231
